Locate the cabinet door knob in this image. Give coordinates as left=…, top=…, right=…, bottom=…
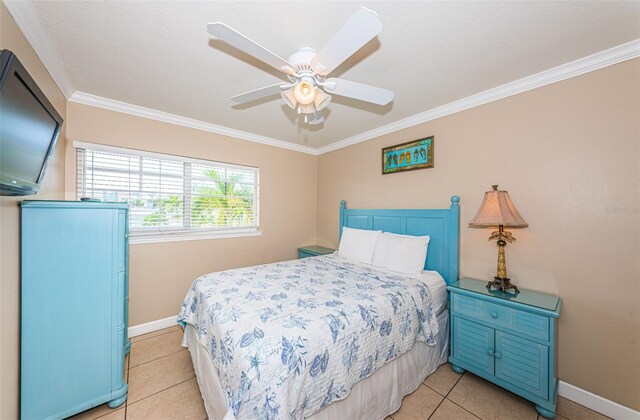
left=494, top=352, right=502, bottom=359
left=490, top=312, right=498, bottom=318
left=487, top=349, right=494, bottom=356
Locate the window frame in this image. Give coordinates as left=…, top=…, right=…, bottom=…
left=74, top=141, right=261, bottom=244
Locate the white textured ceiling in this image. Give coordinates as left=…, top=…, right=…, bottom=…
left=18, top=1, right=640, bottom=149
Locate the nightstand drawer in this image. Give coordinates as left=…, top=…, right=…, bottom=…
left=453, top=294, right=550, bottom=341
left=298, top=250, right=316, bottom=259
left=451, top=294, right=481, bottom=317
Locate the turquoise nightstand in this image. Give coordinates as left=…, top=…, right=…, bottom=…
left=297, top=245, right=336, bottom=259
left=448, top=278, right=562, bottom=419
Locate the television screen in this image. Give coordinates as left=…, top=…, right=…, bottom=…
left=0, top=49, right=63, bottom=196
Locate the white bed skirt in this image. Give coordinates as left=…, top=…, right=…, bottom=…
left=183, top=309, right=449, bottom=420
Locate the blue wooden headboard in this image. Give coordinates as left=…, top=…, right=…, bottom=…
left=339, top=196, right=460, bottom=285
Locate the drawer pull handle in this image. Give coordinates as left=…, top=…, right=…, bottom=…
left=494, top=352, right=502, bottom=359
left=487, top=349, right=494, bottom=356
left=490, top=312, right=498, bottom=318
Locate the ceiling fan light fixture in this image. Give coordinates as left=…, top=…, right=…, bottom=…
left=314, top=89, right=332, bottom=111
left=294, top=78, right=316, bottom=105
left=298, top=103, right=315, bottom=114
left=211, top=7, right=393, bottom=129
left=281, top=89, right=297, bottom=109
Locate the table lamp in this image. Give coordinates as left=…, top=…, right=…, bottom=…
left=469, top=185, right=528, bottom=294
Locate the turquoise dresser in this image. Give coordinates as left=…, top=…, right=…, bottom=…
left=448, top=278, right=562, bottom=419
left=21, top=200, right=129, bottom=419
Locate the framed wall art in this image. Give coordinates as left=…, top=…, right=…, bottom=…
left=382, top=136, right=434, bottom=174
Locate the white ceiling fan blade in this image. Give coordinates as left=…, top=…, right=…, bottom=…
left=323, top=78, right=394, bottom=105
left=310, top=7, right=382, bottom=76
left=231, top=83, right=292, bottom=103
left=208, top=22, right=296, bottom=76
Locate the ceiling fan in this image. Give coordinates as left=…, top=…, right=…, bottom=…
left=207, top=7, right=394, bottom=125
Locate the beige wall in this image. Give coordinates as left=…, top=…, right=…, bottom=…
left=64, top=102, right=318, bottom=325
left=316, top=59, right=640, bottom=410
left=0, top=4, right=68, bottom=418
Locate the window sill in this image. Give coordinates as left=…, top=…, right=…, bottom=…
left=129, top=229, right=263, bottom=245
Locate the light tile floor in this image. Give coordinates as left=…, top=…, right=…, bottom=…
left=71, top=327, right=610, bottom=420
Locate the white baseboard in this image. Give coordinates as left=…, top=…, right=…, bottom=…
left=128, top=315, right=179, bottom=338
left=128, top=316, right=639, bottom=419
left=558, top=381, right=640, bottom=420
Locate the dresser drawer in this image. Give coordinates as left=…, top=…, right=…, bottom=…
left=453, top=294, right=550, bottom=342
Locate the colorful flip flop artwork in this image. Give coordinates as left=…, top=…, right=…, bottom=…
left=382, top=136, right=434, bottom=174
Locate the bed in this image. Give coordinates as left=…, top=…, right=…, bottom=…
left=179, top=197, right=460, bottom=420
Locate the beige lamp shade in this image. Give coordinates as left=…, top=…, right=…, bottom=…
left=469, top=185, right=528, bottom=228
left=314, top=89, right=332, bottom=111
left=298, top=103, right=315, bottom=115
left=281, top=89, right=297, bottom=109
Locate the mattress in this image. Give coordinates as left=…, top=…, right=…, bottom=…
left=179, top=254, right=446, bottom=419
left=184, top=309, right=449, bottom=420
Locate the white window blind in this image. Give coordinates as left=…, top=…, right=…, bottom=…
left=76, top=142, right=259, bottom=240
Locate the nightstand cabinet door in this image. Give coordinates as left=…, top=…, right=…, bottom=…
left=495, top=331, right=549, bottom=399
left=452, top=317, right=495, bottom=375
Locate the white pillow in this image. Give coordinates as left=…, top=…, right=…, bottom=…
left=338, top=227, right=382, bottom=264
left=372, top=232, right=430, bottom=275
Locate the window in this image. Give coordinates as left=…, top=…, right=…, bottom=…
left=75, top=141, right=260, bottom=243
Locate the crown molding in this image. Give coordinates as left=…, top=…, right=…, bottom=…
left=69, top=92, right=319, bottom=155
left=317, top=38, right=640, bottom=154
left=6, top=0, right=638, bottom=155
left=69, top=36, right=638, bottom=157
left=3, top=0, right=75, bottom=98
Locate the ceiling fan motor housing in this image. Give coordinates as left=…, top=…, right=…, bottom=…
left=287, top=47, right=318, bottom=69
left=287, top=48, right=325, bottom=87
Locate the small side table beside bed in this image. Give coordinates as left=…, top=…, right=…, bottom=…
left=448, top=278, right=562, bottom=419
left=297, top=245, right=336, bottom=259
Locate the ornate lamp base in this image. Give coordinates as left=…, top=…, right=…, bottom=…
left=486, top=277, right=520, bottom=294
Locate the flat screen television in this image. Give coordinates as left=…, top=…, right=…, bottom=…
left=0, top=49, right=63, bottom=196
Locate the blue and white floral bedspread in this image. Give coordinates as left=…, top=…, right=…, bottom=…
left=178, top=254, right=440, bottom=420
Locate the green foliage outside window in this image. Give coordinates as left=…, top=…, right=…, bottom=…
left=142, top=169, right=254, bottom=228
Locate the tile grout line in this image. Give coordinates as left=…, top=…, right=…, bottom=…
left=425, top=369, right=467, bottom=420
left=444, top=372, right=561, bottom=420
left=425, top=382, right=447, bottom=420
left=442, top=369, right=463, bottom=398
left=392, top=365, right=467, bottom=420
left=128, top=347, right=188, bottom=370
left=444, top=398, right=483, bottom=420
left=128, top=347, right=188, bottom=369
left=124, top=330, right=191, bottom=417
left=129, top=327, right=180, bottom=343
left=124, top=351, right=130, bottom=419
left=441, top=372, right=486, bottom=420
left=127, top=376, right=197, bottom=408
